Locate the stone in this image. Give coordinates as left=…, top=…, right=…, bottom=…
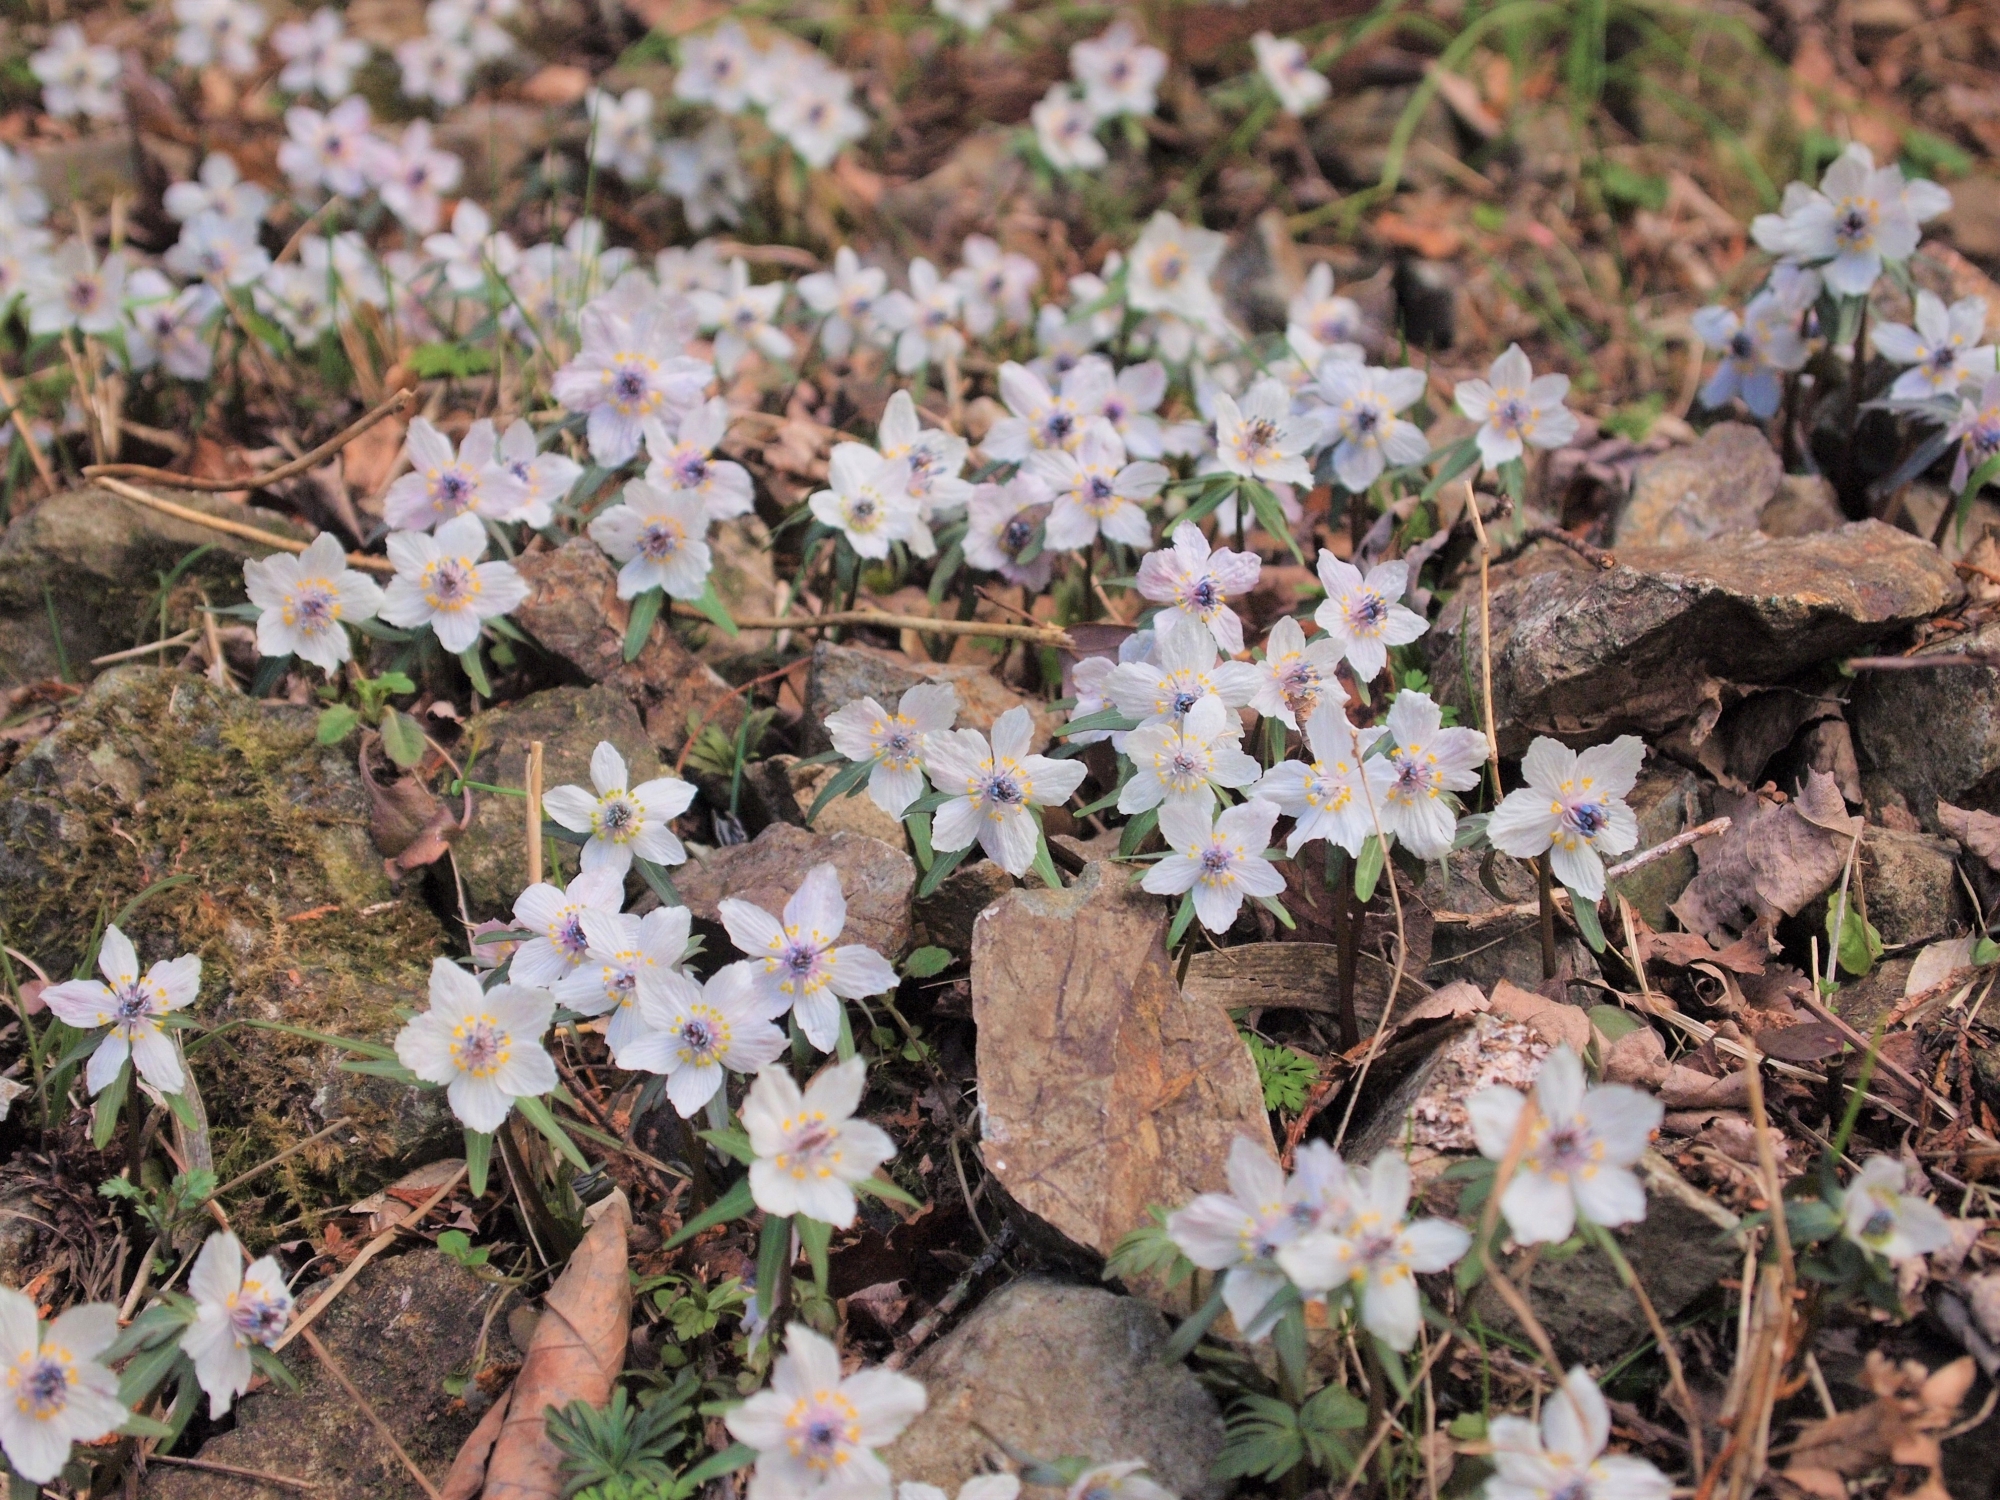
left=511, top=539, right=741, bottom=755
left=1850, top=827, right=1966, bottom=949
left=702, top=516, right=782, bottom=665
left=970, top=863, right=1273, bottom=1262
left=786, top=756, right=909, bottom=846
left=0, top=669, right=454, bottom=1213
left=802, top=641, right=1053, bottom=755
left=1347, top=1013, right=1549, bottom=1165
left=31, top=135, right=143, bottom=214
left=1852, top=620, right=2000, bottom=824
left=675, top=821, right=915, bottom=958
left=144, top=1249, right=523, bottom=1500
left=453, top=683, right=658, bottom=920
left=1430, top=521, right=1961, bottom=754
left=0, top=485, right=309, bottom=686
left=1760, top=474, right=1845, bottom=538
left=912, top=859, right=1015, bottom=956
left=881, top=1278, right=1226, bottom=1500
left=1419, top=848, right=1601, bottom=995
left=1613, top=422, right=1781, bottom=549
left=1622, top=765, right=1707, bottom=930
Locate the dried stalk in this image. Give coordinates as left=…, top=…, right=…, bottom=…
left=84, top=388, right=416, bottom=491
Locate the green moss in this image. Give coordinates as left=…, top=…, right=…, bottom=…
left=0, top=669, right=456, bottom=1241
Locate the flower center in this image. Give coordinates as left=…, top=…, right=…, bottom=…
left=671, top=450, right=709, bottom=486
left=1184, top=577, right=1220, bottom=613
left=639, top=520, right=685, bottom=562
left=434, top=467, right=475, bottom=511
left=112, top=984, right=154, bottom=1028
left=229, top=1287, right=290, bottom=1346
left=1240, top=417, right=1278, bottom=456
left=1199, top=844, right=1234, bottom=877
left=781, top=941, right=819, bottom=977
left=1347, top=592, right=1389, bottom=632
left=1002, top=517, right=1034, bottom=552
left=287, top=582, right=339, bottom=633
left=679, top=1017, right=716, bottom=1056
left=554, top=911, right=588, bottom=957
left=598, top=796, right=638, bottom=838
left=425, top=557, right=477, bottom=608
left=983, top=771, right=1024, bottom=805
left=784, top=1392, right=860, bottom=1469
left=67, top=275, right=100, bottom=313
left=1861, top=1205, right=1895, bottom=1240
left=1565, top=800, right=1610, bottom=838
left=11, top=1351, right=71, bottom=1420
left=1835, top=201, right=1875, bottom=248
left=1494, top=395, right=1532, bottom=434
left=450, top=1016, right=510, bottom=1078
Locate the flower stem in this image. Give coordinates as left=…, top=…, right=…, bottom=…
left=1537, top=853, right=1559, bottom=980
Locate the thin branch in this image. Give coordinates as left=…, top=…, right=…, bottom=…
left=91, top=477, right=396, bottom=573
left=84, top=388, right=416, bottom=492
left=301, top=1326, right=442, bottom=1500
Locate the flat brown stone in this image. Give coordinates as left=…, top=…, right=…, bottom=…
left=674, top=821, right=915, bottom=959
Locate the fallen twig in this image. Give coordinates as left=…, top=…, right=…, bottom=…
left=668, top=602, right=1074, bottom=648
left=144, top=1453, right=321, bottom=1491
left=885, top=1220, right=1015, bottom=1370
left=275, top=1165, right=465, bottom=1352
left=90, top=476, right=396, bottom=574
left=302, top=1325, right=442, bottom=1500
left=90, top=629, right=198, bottom=666
left=1606, top=816, right=1731, bottom=879
left=1844, top=652, right=2000, bottom=671
left=1495, top=525, right=1618, bottom=571
left=84, top=388, right=417, bottom=492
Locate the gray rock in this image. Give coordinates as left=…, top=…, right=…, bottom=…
left=970, top=864, right=1272, bottom=1262
left=1759, top=474, right=1845, bottom=538
left=1613, top=423, right=1780, bottom=549
left=881, top=1278, right=1226, bottom=1500
left=1430, top=521, right=1961, bottom=754
left=802, top=642, right=1055, bottom=755
left=144, top=1249, right=522, bottom=1500
left=0, top=485, right=307, bottom=685
left=454, top=683, right=657, bottom=920
left=1852, top=620, right=2000, bottom=824
left=1418, top=849, right=1601, bottom=995
left=913, top=860, right=1015, bottom=956
left=1851, top=827, right=1967, bottom=949
left=1622, top=765, right=1708, bottom=930
left=0, top=669, right=455, bottom=1213
left=675, top=821, right=916, bottom=959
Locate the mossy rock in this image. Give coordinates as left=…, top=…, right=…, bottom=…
left=0, top=668, right=457, bottom=1235
left=0, top=485, right=306, bottom=686
left=453, top=682, right=658, bottom=920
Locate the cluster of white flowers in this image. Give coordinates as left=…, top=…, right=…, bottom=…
left=676, top=21, right=867, bottom=170
left=1032, top=21, right=1168, bottom=172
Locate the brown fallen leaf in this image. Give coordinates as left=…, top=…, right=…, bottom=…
left=1937, top=800, right=2000, bottom=872
left=1783, top=1351, right=1975, bottom=1500
left=1671, top=770, right=1860, bottom=941
left=359, top=732, right=471, bottom=879
left=442, top=1192, right=633, bottom=1500
left=1487, top=980, right=1591, bottom=1053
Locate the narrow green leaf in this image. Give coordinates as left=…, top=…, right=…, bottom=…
left=756, top=1212, right=791, bottom=1317
left=513, top=1093, right=589, bottom=1170
left=796, top=1214, right=832, bottom=1289
left=624, top=587, right=666, bottom=662
left=852, top=1174, right=921, bottom=1209
left=1166, top=890, right=1197, bottom=949
left=916, top=842, right=971, bottom=899
left=691, top=575, right=741, bottom=638
left=465, top=1129, right=493, bottom=1198
left=682, top=1444, right=758, bottom=1488
left=805, top=756, right=877, bottom=826
left=457, top=644, right=492, bottom=698
left=663, top=1176, right=756, bottom=1250
left=1569, top=889, right=1607, bottom=952
left=634, top=856, right=685, bottom=908
left=699, top=1125, right=756, bottom=1164
left=1354, top=835, right=1384, bottom=903
left=92, top=1061, right=131, bottom=1150
left=1161, top=1279, right=1229, bottom=1364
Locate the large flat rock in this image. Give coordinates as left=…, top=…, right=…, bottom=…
left=1429, top=521, right=1959, bottom=753
left=970, top=863, right=1272, bottom=1261
left=1852, top=619, right=2000, bottom=823
left=675, top=820, right=916, bottom=960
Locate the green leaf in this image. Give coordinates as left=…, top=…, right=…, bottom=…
left=115, top=1337, right=186, bottom=1412
left=92, top=1060, right=131, bottom=1150
left=1104, top=1209, right=1196, bottom=1288
left=805, top=755, right=876, bottom=826
left=1588, top=1004, right=1642, bottom=1042
left=1056, top=707, right=1141, bottom=738
left=514, top=1093, right=589, bottom=1170
left=338, top=1057, right=421, bottom=1082
left=458, top=644, right=492, bottom=698
left=1119, top=805, right=1159, bottom=858
left=1569, top=889, right=1607, bottom=953
left=796, top=1214, right=831, bottom=1290
left=908, top=809, right=934, bottom=871
left=1031, top=832, right=1064, bottom=892
left=635, top=856, right=685, bottom=908
left=916, top=842, right=972, bottom=899
left=1826, top=892, right=1884, bottom=979
left=407, top=340, right=495, bottom=378
left=1785, top=1197, right=1845, bottom=1244
left=1977, top=935, right=2000, bottom=966
left=902, top=946, right=953, bottom=979
left=465, top=1129, right=493, bottom=1198
left=700, top=1125, right=756, bottom=1165
left=1353, top=835, right=1384, bottom=903
left=1166, top=889, right=1197, bottom=949
left=663, top=1176, right=757, bottom=1250
left=852, top=1174, right=922, bottom=1209
left=682, top=1444, right=758, bottom=1489
left=1161, top=1278, right=1229, bottom=1364
left=379, top=706, right=426, bottom=768
left=625, top=587, right=666, bottom=662
left=1242, top=1033, right=1320, bottom=1113
left=1241, top=479, right=1305, bottom=564
left=316, top=703, right=361, bottom=745
left=689, top=574, right=740, bottom=638
left=755, top=1212, right=791, bottom=1317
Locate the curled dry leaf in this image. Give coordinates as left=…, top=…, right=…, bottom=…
left=1782, top=1351, right=1976, bottom=1500
left=359, top=730, right=472, bottom=879
left=1937, top=800, right=2000, bottom=872
left=1671, top=770, right=1861, bottom=941
left=441, top=1192, right=634, bottom=1500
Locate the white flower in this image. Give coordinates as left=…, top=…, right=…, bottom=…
left=965, top=477, right=1055, bottom=591
left=825, top=683, right=960, bottom=819
left=1253, top=32, right=1329, bottom=115
left=1166, top=1135, right=1316, bottom=1336
left=0, top=145, right=47, bottom=228
left=491, top=419, right=579, bottom=528
left=726, top=1323, right=925, bottom=1500
left=875, top=391, right=972, bottom=522
left=1486, top=736, right=1644, bottom=901
left=1751, top=143, right=1945, bottom=298
left=162, top=213, right=270, bottom=289
left=1874, top=292, right=1997, bottom=402
left=676, top=22, right=764, bottom=115
left=1106, top=615, right=1260, bottom=725
left=422, top=199, right=509, bottom=292
left=742, top=1057, right=897, bottom=1227
left=26, top=240, right=127, bottom=337
left=1212, top=377, right=1317, bottom=486
left=43, top=924, right=200, bottom=1096
left=986, top=358, right=1112, bottom=462
left=923, top=704, right=1087, bottom=876
left=1289, top=264, right=1366, bottom=355
left=1067, top=1465, right=1177, bottom=1500
left=1033, top=419, right=1165, bottom=551
left=243, top=532, right=383, bottom=673
left=564, top=905, right=700, bottom=1058
left=588, top=480, right=714, bottom=602
left=1377, top=689, right=1488, bottom=858
left=1136, top=521, right=1262, bottom=654
left=617, top=962, right=785, bottom=1116
left=876, top=258, right=965, bottom=376
left=164, top=152, right=270, bottom=229
left=658, top=121, right=750, bottom=232
left=394, top=30, right=473, bottom=106
left=173, top=0, right=266, bottom=74
left=541, top=741, right=697, bottom=879
left=933, top=0, right=1011, bottom=32
left=125, top=273, right=222, bottom=380
left=799, top=245, right=887, bottom=359
left=1119, top=693, right=1261, bottom=816
left=1032, top=84, right=1107, bottom=171
left=395, top=960, right=557, bottom=1134
left=383, top=417, right=526, bottom=531
left=951, top=234, right=1039, bottom=335
left=1126, top=212, right=1227, bottom=326
left=587, top=88, right=656, bottom=183
left=1691, top=293, right=1812, bottom=419
left=1309, top=358, right=1428, bottom=492
left=181, top=1232, right=291, bottom=1418
left=1277, top=1151, right=1469, bottom=1350
left=380, top=512, right=529, bottom=654
left=0, top=1290, right=124, bottom=1483
left=279, top=97, right=374, bottom=198
left=1312, top=552, right=1427, bottom=682
left=691, top=257, right=790, bottom=377
left=768, top=69, right=868, bottom=169
left=1841, top=1156, right=1954, bottom=1262
left=809, top=445, right=926, bottom=560
left=1950, top=375, right=2000, bottom=491
left=1483, top=1366, right=1672, bottom=1500
left=509, top=868, right=625, bottom=989
left=1468, top=1045, right=1662, bottom=1245
left=274, top=8, right=367, bottom=97
left=31, top=24, right=123, bottom=122
left=641, top=398, right=753, bottom=521
left=429, top=0, right=518, bottom=60
left=1456, top=344, right=1579, bottom=471
left=1097, top=359, right=1170, bottom=457
left=367, top=120, right=462, bottom=234
left=720, top=864, right=899, bottom=1052
left=1248, top=615, right=1346, bottom=730
left=1071, top=21, right=1166, bottom=119
left=1144, top=798, right=1286, bottom=934
left=552, top=297, right=712, bottom=466
left=1255, top=699, right=1387, bottom=857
